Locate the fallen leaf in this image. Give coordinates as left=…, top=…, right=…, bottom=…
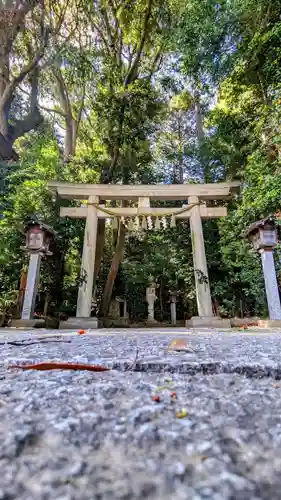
left=167, top=339, right=194, bottom=353
left=176, top=408, right=188, bottom=418
left=164, top=378, right=173, bottom=384
left=152, top=395, right=161, bottom=403
left=170, top=392, right=177, bottom=399
left=0, top=339, right=71, bottom=346
left=9, top=362, right=110, bottom=372
left=78, top=329, right=86, bottom=335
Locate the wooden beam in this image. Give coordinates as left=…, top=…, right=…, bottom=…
left=50, top=181, right=239, bottom=201
left=60, top=206, right=227, bottom=219
left=60, top=207, right=88, bottom=218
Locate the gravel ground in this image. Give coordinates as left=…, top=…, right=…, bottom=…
left=1, top=330, right=281, bottom=499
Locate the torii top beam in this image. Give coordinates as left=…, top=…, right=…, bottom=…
left=48, top=181, right=240, bottom=201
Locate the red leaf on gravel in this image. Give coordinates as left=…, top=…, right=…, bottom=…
left=77, top=329, right=86, bottom=335
left=152, top=395, right=161, bottom=402
left=9, top=362, right=111, bottom=372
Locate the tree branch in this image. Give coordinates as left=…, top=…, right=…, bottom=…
left=40, top=105, right=67, bottom=118
left=72, top=83, right=86, bottom=154
left=108, top=0, right=123, bottom=67
left=147, top=46, right=163, bottom=80
left=75, top=83, right=86, bottom=129
left=91, top=21, right=112, bottom=55
left=0, top=25, right=49, bottom=109
left=124, top=0, right=153, bottom=86
left=11, top=65, right=43, bottom=141
left=101, top=6, right=115, bottom=48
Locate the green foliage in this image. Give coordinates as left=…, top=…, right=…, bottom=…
left=121, top=224, right=196, bottom=319
left=0, top=290, right=18, bottom=315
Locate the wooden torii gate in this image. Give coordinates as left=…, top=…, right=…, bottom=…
left=48, top=181, right=239, bottom=328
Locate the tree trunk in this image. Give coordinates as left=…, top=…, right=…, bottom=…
left=94, top=0, right=154, bottom=311
left=159, top=280, right=163, bottom=320
left=50, top=248, right=65, bottom=310
left=93, top=218, right=106, bottom=284
left=99, top=220, right=126, bottom=317
left=92, top=175, right=118, bottom=289
left=194, top=89, right=209, bottom=182
left=0, top=132, right=18, bottom=161
left=64, top=118, right=75, bottom=162
left=0, top=101, right=18, bottom=160
left=194, top=93, right=204, bottom=143
left=0, top=66, right=43, bottom=160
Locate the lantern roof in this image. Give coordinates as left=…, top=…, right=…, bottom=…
left=24, top=220, right=55, bottom=237
left=243, top=216, right=276, bottom=239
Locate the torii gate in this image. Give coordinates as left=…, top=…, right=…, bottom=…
left=48, top=181, right=239, bottom=328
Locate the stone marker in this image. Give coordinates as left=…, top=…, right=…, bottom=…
left=20, top=221, right=54, bottom=322
left=170, top=294, right=177, bottom=326
left=146, top=284, right=157, bottom=323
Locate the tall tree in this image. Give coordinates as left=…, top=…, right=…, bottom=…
left=74, top=0, right=171, bottom=316
left=0, top=0, right=73, bottom=161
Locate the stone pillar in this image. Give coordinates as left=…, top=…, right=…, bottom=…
left=186, top=196, right=230, bottom=328
left=123, top=298, right=128, bottom=319
left=188, top=195, right=213, bottom=317
left=260, top=249, right=281, bottom=320
left=146, top=285, right=157, bottom=323
left=76, top=195, right=98, bottom=318
left=21, top=253, right=41, bottom=320
left=170, top=295, right=177, bottom=326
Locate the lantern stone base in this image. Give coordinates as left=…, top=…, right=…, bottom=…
left=258, top=319, right=281, bottom=329
left=11, top=319, right=45, bottom=329
left=186, top=316, right=231, bottom=329
left=59, top=317, right=98, bottom=330
left=230, top=317, right=260, bottom=327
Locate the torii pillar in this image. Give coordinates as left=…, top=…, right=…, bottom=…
left=76, top=195, right=98, bottom=318
left=63, top=195, right=99, bottom=329
left=186, top=196, right=230, bottom=328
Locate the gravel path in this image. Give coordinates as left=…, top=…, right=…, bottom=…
left=1, top=330, right=281, bottom=499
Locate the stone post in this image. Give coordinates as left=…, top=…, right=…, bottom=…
left=76, top=195, right=98, bottom=319
left=260, top=249, right=281, bottom=320
left=170, top=294, right=177, bottom=326
left=21, top=253, right=41, bottom=320
left=123, top=298, right=128, bottom=319
left=243, top=217, right=281, bottom=327
left=146, top=285, right=157, bottom=323
left=188, top=195, right=213, bottom=317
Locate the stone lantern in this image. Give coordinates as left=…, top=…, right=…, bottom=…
left=23, top=221, right=53, bottom=255
left=245, top=218, right=277, bottom=251
left=244, top=217, right=281, bottom=322
left=21, top=221, right=54, bottom=321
